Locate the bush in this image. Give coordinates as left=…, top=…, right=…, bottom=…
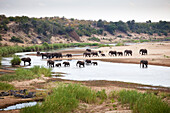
left=116, top=42, right=124, bottom=46
left=88, top=37, right=100, bottom=42
left=10, top=55, right=21, bottom=65
left=9, top=36, right=24, bottom=43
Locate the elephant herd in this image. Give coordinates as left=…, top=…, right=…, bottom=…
left=20, top=48, right=148, bottom=68
left=83, top=49, right=147, bottom=57
left=47, top=59, right=98, bottom=68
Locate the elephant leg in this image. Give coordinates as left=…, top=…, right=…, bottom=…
left=24, top=62, right=25, bottom=66
left=142, top=64, right=144, bottom=68
left=146, top=64, right=148, bottom=68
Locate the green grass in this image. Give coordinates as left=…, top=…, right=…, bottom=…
left=21, top=83, right=97, bottom=113
left=0, top=82, right=15, bottom=90
left=0, top=66, right=52, bottom=82
left=117, top=90, right=170, bottom=113
left=88, top=37, right=100, bottom=42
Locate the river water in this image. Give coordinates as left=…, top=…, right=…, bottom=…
left=1, top=47, right=170, bottom=87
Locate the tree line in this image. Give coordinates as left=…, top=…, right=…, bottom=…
left=0, top=15, right=169, bottom=42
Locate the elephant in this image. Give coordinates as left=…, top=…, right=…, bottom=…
left=53, top=52, right=62, bottom=58
left=21, top=57, right=31, bottom=66
left=41, top=53, right=49, bottom=59
left=37, top=51, right=41, bottom=55
left=63, top=62, right=70, bottom=67
left=92, top=62, right=98, bottom=66
left=140, top=60, right=148, bottom=68
left=109, top=51, right=117, bottom=56
left=83, top=52, right=91, bottom=57
left=91, top=52, right=99, bottom=57
left=66, top=54, right=72, bottom=58
left=124, top=50, right=132, bottom=56
left=139, top=49, right=147, bottom=55
left=76, top=61, right=85, bottom=67
left=117, top=52, right=123, bottom=56
left=86, top=49, right=91, bottom=52
left=85, top=59, right=92, bottom=65
left=47, top=60, right=54, bottom=67
left=101, top=54, right=105, bottom=56
left=56, top=63, right=61, bottom=67
left=98, top=50, right=102, bottom=54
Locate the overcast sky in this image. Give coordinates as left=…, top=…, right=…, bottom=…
left=0, top=0, right=170, bottom=22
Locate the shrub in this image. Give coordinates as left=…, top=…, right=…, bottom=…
left=88, top=37, right=100, bottom=42
left=116, top=42, right=124, bottom=46
left=0, top=82, right=15, bottom=90
left=9, top=36, right=24, bottom=43
left=10, top=55, right=21, bottom=65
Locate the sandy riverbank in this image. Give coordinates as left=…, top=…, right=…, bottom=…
left=50, top=42, right=170, bottom=67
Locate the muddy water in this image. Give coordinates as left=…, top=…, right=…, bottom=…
left=1, top=47, right=170, bottom=87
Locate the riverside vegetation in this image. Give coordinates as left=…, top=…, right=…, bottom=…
left=20, top=83, right=170, bottom=113
left=0, top=42, right=108, bottom=57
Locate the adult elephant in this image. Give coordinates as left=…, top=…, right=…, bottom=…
left=53, top=52, right=62, bottom=58
left=47, top=60, right=54, bottom=68
left=139, top=49, right=147, bottom=55
left=124, top=50, right=132, bottom=56
left=66, top=54, right=72, bottom=58
left=140, top=60, right=148, bottom=68
left=91, top=52, right=99, bottom=57
left=63, top=62, right=70, bottom=67
left=41, top=53, right=51, bottom=59
left=76, top=61, right=85, bottom=68
left=85, top=59, right=92, bottom=65
left=109, top=51, right=117, bottom=56
left=83, top=52, right=91, bottom=57
left=21, top=57, right=31, bottom=66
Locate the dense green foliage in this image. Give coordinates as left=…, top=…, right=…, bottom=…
left=10, top=55, right=21, bottom=65
left=0, top=15, right=169, bottom=41
left=118, top=90, right=170, bottom=113
left=0, top=82, right=15, bottom=90
left=21, top=83, right=98, bottom=113
left=0, top=43, right=106, bottom=57
left=10, top=36, right=24, bottom=43
left=88, top=37, right=100, bottom=42
left=0, top=66, right=52, bottom=82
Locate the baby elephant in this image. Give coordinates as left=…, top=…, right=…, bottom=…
left=92, top=62, right=98, bottom=66
left=47, top=60, right=54, bottom=68
left=56, top=63, right=61, bottom=67
left=63, top=62, right=70, bottom=67
left=140, top=60, right=148, bottom=68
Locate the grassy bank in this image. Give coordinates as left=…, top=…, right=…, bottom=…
left=20, top=83, right=170, bottom=113
left=0, top=43, right=108, bottom=57
left=117, top=90, right=170, bottom=113
left=0, top=82, right=15, bottom=90
left=21, top=83, right=98, bottom=113
left=0, top=66, right=52, bottom=82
